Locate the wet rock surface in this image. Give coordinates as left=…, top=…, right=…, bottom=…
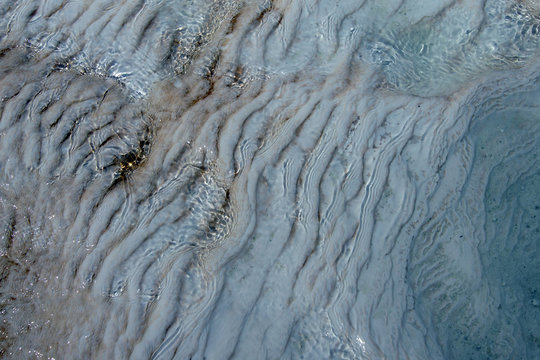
left=0, top=0, right=538, bottom=359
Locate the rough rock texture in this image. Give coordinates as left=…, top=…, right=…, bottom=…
left=0, top=0, right=538, bottom=359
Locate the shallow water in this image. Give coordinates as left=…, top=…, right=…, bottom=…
left=0, top=0, right=539, bottom=359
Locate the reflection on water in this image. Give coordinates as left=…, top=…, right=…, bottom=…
left=0, top=0, right=539, bottom=359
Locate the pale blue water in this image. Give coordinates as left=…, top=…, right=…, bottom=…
left=0, top=0, right=538, bottom=359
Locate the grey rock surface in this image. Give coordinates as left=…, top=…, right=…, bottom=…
left=0, top=0, right=539, bottom=359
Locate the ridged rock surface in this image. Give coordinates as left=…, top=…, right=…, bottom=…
left=0, top=0, right=539, bottom=359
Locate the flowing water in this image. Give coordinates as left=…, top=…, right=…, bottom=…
left=0, top=0, right=539, bottom=359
